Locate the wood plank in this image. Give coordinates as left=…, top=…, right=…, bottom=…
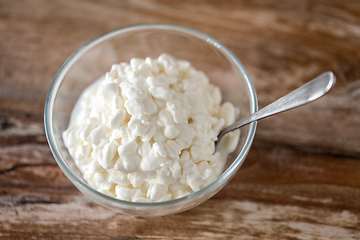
left=1, top=0, right=360, bottom=239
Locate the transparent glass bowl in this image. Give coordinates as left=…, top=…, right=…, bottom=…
left=44, top=23, right=258, bottom=217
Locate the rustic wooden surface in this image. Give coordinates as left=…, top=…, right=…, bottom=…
left=1, top=0, right=360, bottom=239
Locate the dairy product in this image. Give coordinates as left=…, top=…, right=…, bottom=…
left=63, top=54, right=239, bottom=203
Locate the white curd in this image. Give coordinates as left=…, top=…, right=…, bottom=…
left=63, top=54, right=239, bottom=202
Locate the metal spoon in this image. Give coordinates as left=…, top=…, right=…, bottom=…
left=214, top=71, right=336, bottom=151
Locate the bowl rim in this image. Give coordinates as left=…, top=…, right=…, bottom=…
left=44, top=23, right=258, bottom=208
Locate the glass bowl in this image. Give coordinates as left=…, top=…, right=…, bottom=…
left=44, top=23, right=257, bottom=217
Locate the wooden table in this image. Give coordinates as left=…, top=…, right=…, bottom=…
left=1, top=0, right=360, bottom=239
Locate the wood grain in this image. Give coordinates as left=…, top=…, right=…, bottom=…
left=1, top=0, right=360, bottom=239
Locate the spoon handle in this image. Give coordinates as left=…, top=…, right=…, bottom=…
left=216, top=71, right=336, bottom=145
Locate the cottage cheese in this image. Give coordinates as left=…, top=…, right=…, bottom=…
left=63, top=54, right=239, bottom=203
